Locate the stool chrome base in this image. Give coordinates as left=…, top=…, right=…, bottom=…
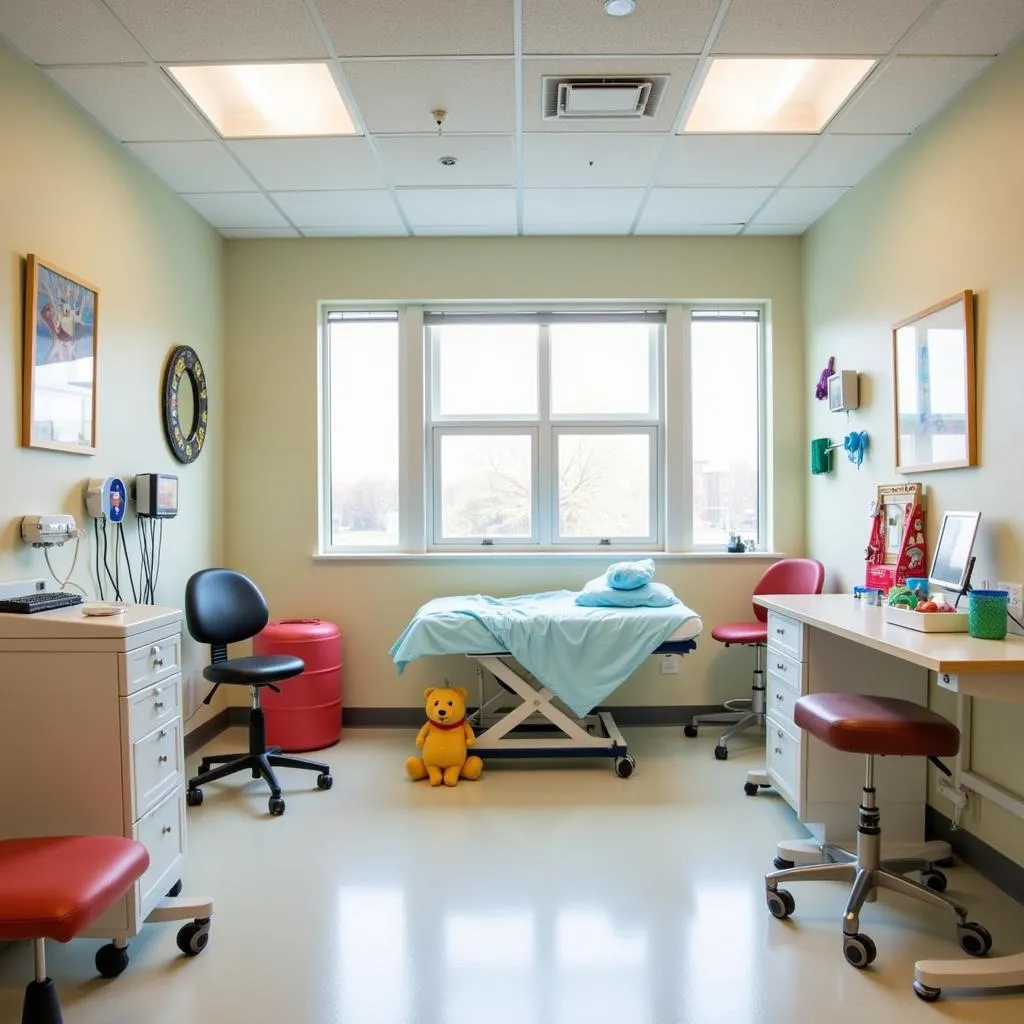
left=685, top=646, right=766, bottom=759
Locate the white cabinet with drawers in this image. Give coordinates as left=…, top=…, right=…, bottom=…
left=764, top=611, right=808, bottom=810
left=0, top=599, right=212, bottom=946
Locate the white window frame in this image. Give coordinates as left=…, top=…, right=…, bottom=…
left=317, top=302, right=765, bottom=555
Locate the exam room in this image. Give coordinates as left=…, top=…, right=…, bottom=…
left=2, top=2, right=1024, bottom=1022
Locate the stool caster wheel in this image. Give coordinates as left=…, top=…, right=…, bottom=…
left=843, top=933, right=877, bottom=969
left=317, top=772, right=333, bottom=790
left=186, top=788, right=203, bottom=807
left=166, top=879, right=182, bottom=898
left=615, top=755, right=635, bottom=778
left=913, top=981, right=941, bottom=1002
left=683, top=724, right=698, bottom=738
left=958, top=921, right=992, bottom=956
left=744, top=781, right=759, bottom=796
left=921, top=869, right=947, bottom=892
left=176, top=918, right=211, bottom=957
left=766, top=888, right=794, bottom=920
left=714, top=745, right=728, bottom=761
left=269, top=796, right=286, bottom=815
left=773, top=856, right=795, bottom=870
left=95, top=942, right=129, bottom=978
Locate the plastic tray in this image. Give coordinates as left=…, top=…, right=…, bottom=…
left=884, top=605, right=969, bottom=633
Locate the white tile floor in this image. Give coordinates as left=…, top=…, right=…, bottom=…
left=2, top=726, right=1024, bottom=1023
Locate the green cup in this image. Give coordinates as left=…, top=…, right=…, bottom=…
left=968, top=590, right=1008, bottom=640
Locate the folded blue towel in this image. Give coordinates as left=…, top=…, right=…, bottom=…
left=576, top=576, right=680, bottom=608
left=605, top=558, right=656, bottom=591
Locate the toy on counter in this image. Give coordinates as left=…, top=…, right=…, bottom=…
left=406, top=685, right=483, bottom=787
left=865, top=483, right=926, bottom=594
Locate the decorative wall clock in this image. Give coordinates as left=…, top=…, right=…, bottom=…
left=163, top=345, right=208, bottom=463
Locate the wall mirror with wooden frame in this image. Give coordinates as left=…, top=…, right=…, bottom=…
left=892, top=290, right=977, bottom=472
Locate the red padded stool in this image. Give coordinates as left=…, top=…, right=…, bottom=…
left=0, top=836, right=149, bottom=1024
left=765, top=694, right=991, bottom=979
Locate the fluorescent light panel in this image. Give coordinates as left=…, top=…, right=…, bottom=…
left=168, top=63, right=358, bottom=138
left=683, top=58, right=876, bottom=133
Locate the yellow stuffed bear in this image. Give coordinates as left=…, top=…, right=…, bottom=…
left=406, top=686, right=483, bottom=787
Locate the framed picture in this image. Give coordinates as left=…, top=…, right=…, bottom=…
left=22, top=254, right=99, bottom=454
left=892, top=290, right=976, bottom=472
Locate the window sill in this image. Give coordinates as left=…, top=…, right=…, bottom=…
left=312, top=550, right=784, bottom=564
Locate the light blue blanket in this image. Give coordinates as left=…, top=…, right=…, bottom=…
left=389, top=590, right=700, bottom=717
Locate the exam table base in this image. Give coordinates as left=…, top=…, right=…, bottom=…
left=467, top=655, right=635, bottom=777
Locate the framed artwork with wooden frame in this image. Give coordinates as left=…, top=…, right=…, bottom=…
left=892, top=289, right=976, bottom=473
left=22, top=254, right=99, bottom=454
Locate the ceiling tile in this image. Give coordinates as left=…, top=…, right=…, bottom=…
left=786, top=134, right=907, bottom=186
left=523, top=188, right=643, bottom=230
left=635, top=223, right=744, bottom=236
left=829, top=56, right=993, bottom=134
left=658, top=135, right=817, bottom=187
left=180, top=192, right=289, bottom=228
left=712, top=0, right=933, bottom=55
left=103, top=0, right=327, bottom=61
left=750, top=187, right=849, bottom=225
left=636, top=188, right=773, bottom=231
left=396, top=189, right=517, bottom=228
left=318, top=0, right=512, bottom=57
left=341, top=59, right=514, bottom=135
left=0, top=0, right=146, bottom=64
left=522, top=134, right=664, bottom=187
left=522, top=0, right=720, bottom=56
left=44, top=65, right=212, bottom=142
left=270, top=190, right=405, bottom=229
left=376, top=136, right=515, bottom=187
left=742, top=224, right=808, bottom=235
left=522, top=56, right=697, bottom=133
left=900, top=0, right=1024, bottom=56
left=414, top=225, right=517, bottom=236
left=221, top=227, right=301, bottom=238
left=127, top=141, right=256, bottom=192
left=228, top=138, right=383, bottom=190
left=301, top=225, right=409, bottom=236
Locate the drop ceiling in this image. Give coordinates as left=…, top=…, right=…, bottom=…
left=2, top=0, right=1021, bottom=238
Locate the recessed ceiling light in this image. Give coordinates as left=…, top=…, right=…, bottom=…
left=682, top=58, right=876, bottom=133
left=439, top=156, right=457, bottom=166
left=167, top=63, right=359, bottom=138
left=604, top=0, right=637, bottom=17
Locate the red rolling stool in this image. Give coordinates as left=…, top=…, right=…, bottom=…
left=764, top=694, right=992, bottom=979
left=0, top=836, right=149, bottom=1024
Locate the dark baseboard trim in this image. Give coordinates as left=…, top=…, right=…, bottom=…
left=926, top=805, right=1024, bottom=906
left=340, top=704, right=723, bottom=729
left=184, top=709, right=233, bottom=757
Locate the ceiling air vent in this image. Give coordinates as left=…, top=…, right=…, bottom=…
left=542, top=76, right=667, bottom=121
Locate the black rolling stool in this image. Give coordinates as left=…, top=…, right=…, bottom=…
left=185, top=568, right=333, bottom=816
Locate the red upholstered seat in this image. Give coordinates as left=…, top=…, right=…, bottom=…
left=711, top=622, right=768, bottom=645
left=0, top=836, right=150, bottom=943
left=795, top=694, right=959, bottom=758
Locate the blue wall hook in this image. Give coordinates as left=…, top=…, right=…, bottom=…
left=844, top=430, right=869, bottom=467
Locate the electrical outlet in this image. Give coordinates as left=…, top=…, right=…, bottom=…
left=997, top=582, right=1023, bottom=613
left=659, top=654, right=679, bottom=675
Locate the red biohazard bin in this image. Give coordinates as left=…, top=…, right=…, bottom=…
left=254, top=619, right=342, bottom=752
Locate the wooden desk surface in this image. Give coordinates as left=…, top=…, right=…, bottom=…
left=754, top=594, right=1024, bottom=674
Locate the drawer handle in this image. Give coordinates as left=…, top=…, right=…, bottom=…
left=154, top=701, right=165, bottom=710
left=775, top=692, right=785, bottom=701
left=159, top=729, right=167, bottom=739
left=158, top=755, right=169, bottom=764
left=776, top=662, right=786, bottom=670
left=162, top=825, right=173, bottom=835
left=150, top=645, right=165, bottom=667
left=153, top=657, right=165, bottom=667
left=775, top=628, right=785, bottom=635
left=774, top=746, right=783, bottom=755
left=777, top=730, right=784, bottom=739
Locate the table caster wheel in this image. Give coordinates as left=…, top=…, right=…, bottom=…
left=317, top=772, right=333, bottom=790
left=186, top=788, right=203, bottom=807
left=843, top=933, right=877, bottom=968
left=921, top=869, right=947, bottom=892
left=176, top=918, right=211, bottom=957
left=744, top=781, right=759, bottom=796
left=166, top=879, right=182, bottom=898
left=773, top=856, right=795, bottom=870
left=614, top=755, right=635, bottom=778
left=766, top=888, right=794, bottom=920
left=714, top=745, right=728, bottom=760
left=683, top=724, right=698, bottom=738
left=958, top=921, right=992, bottom=956
left=913, top=981, right=941, bottom=1002
left=95, top=942, right=129, bottom=978
left=269, top=796, right=286, bottom=815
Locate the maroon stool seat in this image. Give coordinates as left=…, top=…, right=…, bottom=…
left=765, top=693, right=991, bottom=978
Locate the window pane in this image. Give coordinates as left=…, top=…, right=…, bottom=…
left=558, top=433, right=651, bottom=538
left=439, top=434, right=532, bottom=539
left=550, top=323, right=653, bottom=416
left=691, top=317, right=759, bottom=547
left=435, top=324, right=538, bottom=416
left=329, top=318, right=399, bottom=546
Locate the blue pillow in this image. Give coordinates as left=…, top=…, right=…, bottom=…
left=575, top=577, right=680, bottom=608
left=605, top=558, right=656, bottom=591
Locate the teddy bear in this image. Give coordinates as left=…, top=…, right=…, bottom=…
left=406, top=686, right=483, bottom=787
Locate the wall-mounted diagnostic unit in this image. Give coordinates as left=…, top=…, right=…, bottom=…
left=135, top=473, right=179, bottom=518
left=84, top=477, right=128, bottom=521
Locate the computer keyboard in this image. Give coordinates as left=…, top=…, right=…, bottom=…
left=0, top=591, right=84, bottom=614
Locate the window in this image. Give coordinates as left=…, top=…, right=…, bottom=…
left=319, top=304, right=764, bottom=553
